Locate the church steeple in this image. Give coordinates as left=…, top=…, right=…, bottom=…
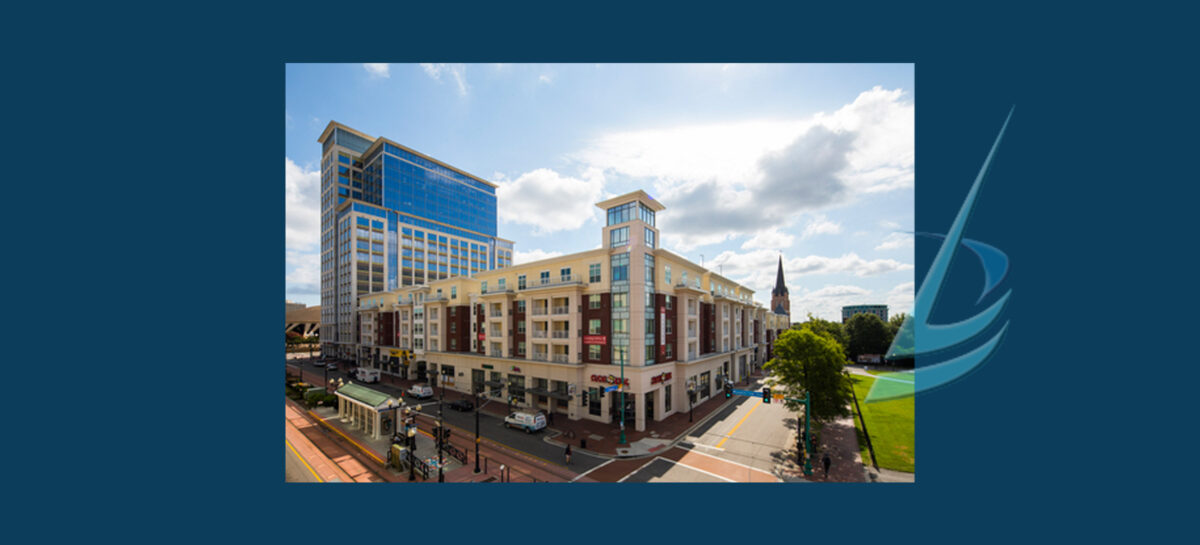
left=771, top=255, right=790, bottom=316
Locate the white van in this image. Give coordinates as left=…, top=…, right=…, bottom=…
left=355, top=368, right=381, bottom=383
left=504, top=411, right=547, bottom=433
left=407, top=384, right=434, bottom=399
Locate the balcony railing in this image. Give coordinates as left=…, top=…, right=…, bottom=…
left=490, top=350, right=503, bottom=358
left=490, top=311, right=503, bottom=318
left=531, top=331, right=547, bottom=338
left=552, top=306, right=570, bottom=315
left=521, top=274, right=584, bottom=290
left=531, top=353, right=549, bottom=362
left=552, top=354, right=569, bottom=363
left=531, top=307, right=548, bottom=316
left=551, top=330, right=569, bottom=339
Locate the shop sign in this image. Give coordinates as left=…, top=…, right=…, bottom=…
left=482, top=364, right=494, bottom=370
left=583, top=335, right=607, bottom=345
left=591, top=374, right=630, bottom=386
left=511, top=366, right=521, bottom=373
left=650, top=372, right=672, bottom=385
left=477, top=333, right=486, bottom=341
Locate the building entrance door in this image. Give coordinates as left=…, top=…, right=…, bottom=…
left=609, top=391, right=635, bottom=424
left=645, top=391, right=655, bottom=422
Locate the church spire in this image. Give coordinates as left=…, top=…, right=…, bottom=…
left=771, top=254, right=790, bottom=316
left=773, top=255, right=788, bottom=296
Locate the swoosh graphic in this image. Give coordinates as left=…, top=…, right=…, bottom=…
left=871, top=107, right=1015, bottom=403
left=914, top=233, right=1009, bottom=304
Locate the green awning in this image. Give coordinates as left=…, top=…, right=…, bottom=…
left=336, top=383, right=396, bottom=409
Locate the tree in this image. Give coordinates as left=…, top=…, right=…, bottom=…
left=844, top=313, right=890, bottom=361
left=764, top=328, right=852, bottom=423
left=888, top=313, right=907, bottom=339
left=793, top=313, right=848, bottom=356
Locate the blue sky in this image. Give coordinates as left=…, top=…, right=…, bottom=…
left=286, top=63, right=914, bottom=321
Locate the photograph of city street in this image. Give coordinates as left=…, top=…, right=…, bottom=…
left=285, top=63, right=915, bottom=483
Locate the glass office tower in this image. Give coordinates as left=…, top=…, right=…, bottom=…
left=317, top=122, right=513, bottom=358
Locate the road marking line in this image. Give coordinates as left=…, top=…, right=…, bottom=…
left=286, top=439, right=324, bottom=482
left=693, top=443, right=726, bottom=452
left=677, top=445, right=779, bottom=479
left=617, top=457, right=663, bottom=483
left=715, top=400, right=761, bottom=448
left=570, top=459, right=613, bottom=482
left=660, top=457, right=737, bottom=483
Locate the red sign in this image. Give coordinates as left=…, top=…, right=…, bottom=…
left=511, top=366, right=522, bottom=373
left=583, top=335, right=607, bottom=345
left=591, top=374, right=630, bottom=386
left=650, top=372, right=672, bottom=385
left=477, top=333, right=485, bottom=341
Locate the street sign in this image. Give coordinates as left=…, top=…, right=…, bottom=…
left=604, top=385, right=619, bottom=393
left=732, top=389, right=762, bottom=398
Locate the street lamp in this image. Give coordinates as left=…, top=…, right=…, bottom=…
left=473, top=384, right=483, bottom=474
left=437, top=374, right=446, bottom=483
left=687, top=381, right=696, bottom=423
left=407, top=426, right=416, bottom=481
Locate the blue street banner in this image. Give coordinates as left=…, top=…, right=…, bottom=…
left=604, top=385, right=619, bottom=393
left=732, top=389, right=762, bottom=398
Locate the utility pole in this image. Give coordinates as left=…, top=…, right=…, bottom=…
left=437, top=371, right=445, bottom=482
left=619, top=353, right=627, bottom=445
left=473, top=385, right=482, bottom=474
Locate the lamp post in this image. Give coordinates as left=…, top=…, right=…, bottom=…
left=619, top=351, right=627, bottom=445
left=473, top=384, right=482, bottom=474
left=437, top=371, right=446, bottom=483
left=687, top=381, right=695, bottom=423
left=407, top=426, right=416, bottom=481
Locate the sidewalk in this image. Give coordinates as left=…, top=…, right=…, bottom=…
left=285, top=402, right=388, bottom=482
left=807, top=415, right=867, bottom=482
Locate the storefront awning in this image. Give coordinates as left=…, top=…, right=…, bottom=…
left=525, top=387, right=552, bottom=397
left=483, top=379, right=505, bottom=388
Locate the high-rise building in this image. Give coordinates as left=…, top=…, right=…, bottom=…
left=317, top=122, right=513, bottom=359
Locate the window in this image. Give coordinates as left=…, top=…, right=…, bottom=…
left=665, top=343, right=673, bottom=359
left=517, top=321, right=525, bottom=334
left=612, top=319, right=628, bottom=334
left=666, top=319, right=673, bottom=335
left=516, top=300, right=526, bottom=313
left=610, top=226, right=629, bottom=247
left=589, top=263, right=601, bottom=283
left=540, top=271, right=549, bottom=285
left=451, top=286, right=457, bottom=299
left=665, top=266, right=671, bottom=286
left=498, top=278, right=506, bottom=290
left=681, top=271, right=687, bottom=286
left=645, top=228, right=655, bottom=248
left=645, top=254, right=655, bottom=285
left=611, top=253, right=629, bottom=282
left=589, top=294, right=601, bottom=309
left=589, top=319, right=602, bottom=335
left=589, top=344, right=602, bottom=361
left=481, top=281, right=488, bottom=294
left=612, top=292, right=628, bottom=309
left=612, top=345, right=628, bottom=365
left=518, top=275, right=526, bottom=290
left=560, top=267, right=571, bottom=281
left=666, top=295, right=673, bottom=310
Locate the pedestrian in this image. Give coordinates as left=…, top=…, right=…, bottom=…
left=565, top=443, right=572, bottom=465
left=822, top=452, right=832, bottom=479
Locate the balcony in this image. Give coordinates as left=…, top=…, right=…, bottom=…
left=552, top=306, right=570, bottom=315
left=490, top=311, right=504, bottom=318
left=552, top=354, right=569, bottom=363
left=551, top=330, right=569, bottom=339
left=490, top=350, right=503, bottom=358
left=531, top=353, right=549, bottom=362
left=521, top=274, right=585, bottom=291
left=531, top=307, right=548, bottom=316
left=531, top=330, right=547, bottom=339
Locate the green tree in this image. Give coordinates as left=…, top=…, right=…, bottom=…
left=764, top=328, right=851, bottom=422
left=794, top=313, right=848, bottom=355
left=844, top=313, right=890, bottom=361
left=887, top=313, right=907, bottom=339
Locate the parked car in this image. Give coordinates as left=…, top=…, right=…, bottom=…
left=407, top=384, right=434, bottom=399
left=504, top=411, right=547, bottom=433
left=448, top=399, right=474, bottom=411
left=355, top=368, right=381, bottom=383
left=327, top=363, right=337, bottom=371
left=313, top=359, right=326, bottom=367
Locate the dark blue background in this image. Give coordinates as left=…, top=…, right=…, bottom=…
left=11, top=2, right=1190, bottom=542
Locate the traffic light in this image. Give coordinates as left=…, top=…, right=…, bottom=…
left=725, top=384, right=732, bottom=399
left=442, top=428, right=452, bottom=441
left=762, top=387, right=771, bottom=404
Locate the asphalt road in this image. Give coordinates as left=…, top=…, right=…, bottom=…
left=287, top=358, right=607, bottom=474
left=680, top=384, right=799, bottom=476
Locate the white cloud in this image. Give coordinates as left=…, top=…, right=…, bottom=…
left=741, top=227, right=795, bottom=250
left=879, top=220, right=902, bottom=230
left=569, top=86, right=913, bottom=249
left=285, top=158, right=320, bottom=252
left=538, top=74, right=553, bottom=84
left=496, top=167, right=605, bottom=234
left=801, top=215, right=842, bottom=239
left=702, top=248, right=913, bottom=310
left=875, top=232, right=913, bottom=251
left=285, top=158, right=321, bottom=298
left=363, top=63, right=390, bottom=78
left=791, top=284, right=874, bottom=321
left=420, top=63, right=468, bottom=96
left=886, top=281, right=915, bottom=316
left=512, top=249, right=565, bottom=265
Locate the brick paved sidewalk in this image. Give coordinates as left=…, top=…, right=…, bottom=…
left=806, top=415, right=866, bottom=482
left=286, top=401, right=391, bottom=482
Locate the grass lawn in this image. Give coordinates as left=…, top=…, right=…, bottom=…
left=850, top=375, right=915, bottom=473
